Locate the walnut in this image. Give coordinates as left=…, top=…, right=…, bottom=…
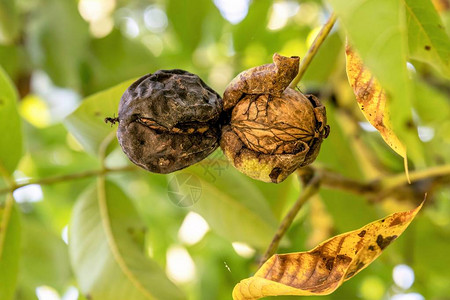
left=116, top=69, right=223, bottom=173
left=220, top=54, right=329, bottom=183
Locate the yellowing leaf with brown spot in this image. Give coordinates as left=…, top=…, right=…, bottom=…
left=232, top=202, right=423, bottom=300
left=345, top=43, right=410, bottom=182
left=432, top=0, right=450, bottom=13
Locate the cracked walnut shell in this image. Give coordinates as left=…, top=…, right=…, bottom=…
left=220, top=54, right=329, bottom=183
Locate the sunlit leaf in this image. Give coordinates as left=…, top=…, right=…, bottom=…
left=0, top=66, right=22, bottom=177
left=345, top=45, right=409, bottom=180
left=69, top=179, right=185, bottom=300
left=0, top=194, right=21, bottom=300
left=64, top=79, right=134, bottom=155
left=329, top=0, right=418, bottom=163
left=232, top=202, right=423, bottom=299
left=404, top=0, right=450, bottom=77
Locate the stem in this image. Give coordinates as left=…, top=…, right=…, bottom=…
left=99, top=131, right=118, bottom=168
left=317, top=164, right=450, bottom=197
left=289, top=12, right=337, bottom=88
left=0, top=166, right=136, bottom=195
left=2, top=163, right=449, bottom=200
left=259, top=173, right=321, bottom=266
left=318, top=167, right=378, bottom=195
left=380, top=164, right=450, bottom=190
left=0, top=193, right=14, bottom=260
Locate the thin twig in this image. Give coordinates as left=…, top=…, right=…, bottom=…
left=0, top=165, right=136, bottom=195
left=318, top=164, right=450, bottom=196
left=318, top=167, right=378, bottom=195
left=379, top=164, right=450, bottom=190
left=259, top=173, right=321, bottom=267
left=289, top=12, right=337, bottom=88
left=99, top=131, right=117, bottom=168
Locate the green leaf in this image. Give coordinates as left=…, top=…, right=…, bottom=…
left=0, top=66, right=22, bottom=177
left=0, top=194, right=21, bottom=300
left=69, top=179, right=185, bottom=300
left=404, top=0, right=450, bottom=77
left=183, top=156, right=280, bottom=249
left=19, top=217, right=71, bottom=291
left=64, top=79, right=134, bottom=155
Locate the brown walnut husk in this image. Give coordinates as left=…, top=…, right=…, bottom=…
left=220, top=54, right=329, bottom=183
left=117, top=69, right=223, bottom=173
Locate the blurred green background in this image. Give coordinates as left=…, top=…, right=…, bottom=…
left=1, top=0, right=450, bottom=299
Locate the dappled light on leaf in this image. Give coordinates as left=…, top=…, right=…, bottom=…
left=232, top=202, right=423, bottom=299
left=345, top=44, right=410, bottom=182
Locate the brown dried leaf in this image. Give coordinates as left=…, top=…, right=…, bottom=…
left=232, top=202, right=423, bottom=299
left=345, top=43, right=410, bottom=182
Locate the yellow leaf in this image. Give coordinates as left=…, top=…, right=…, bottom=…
left=345, top=43, right=410, bottom=183
left=232, top=202, right=423, bottom=300
left=432, top=0, right=450, bottom=13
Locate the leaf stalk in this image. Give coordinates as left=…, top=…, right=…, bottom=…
left=289, top=12, right=337, bottom=88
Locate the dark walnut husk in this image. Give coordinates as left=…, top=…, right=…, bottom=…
left=117, top=69, right=223, bottom=173
left=220, top=53, right=330, bottom=183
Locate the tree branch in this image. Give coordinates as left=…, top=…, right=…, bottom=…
left=0, top=165, right=136, bottom=195
left=317, top=167, right=378, bottom=195
left=380, top=164, right=450, bottom=190
left=314, top=164, right=450, bottom=198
